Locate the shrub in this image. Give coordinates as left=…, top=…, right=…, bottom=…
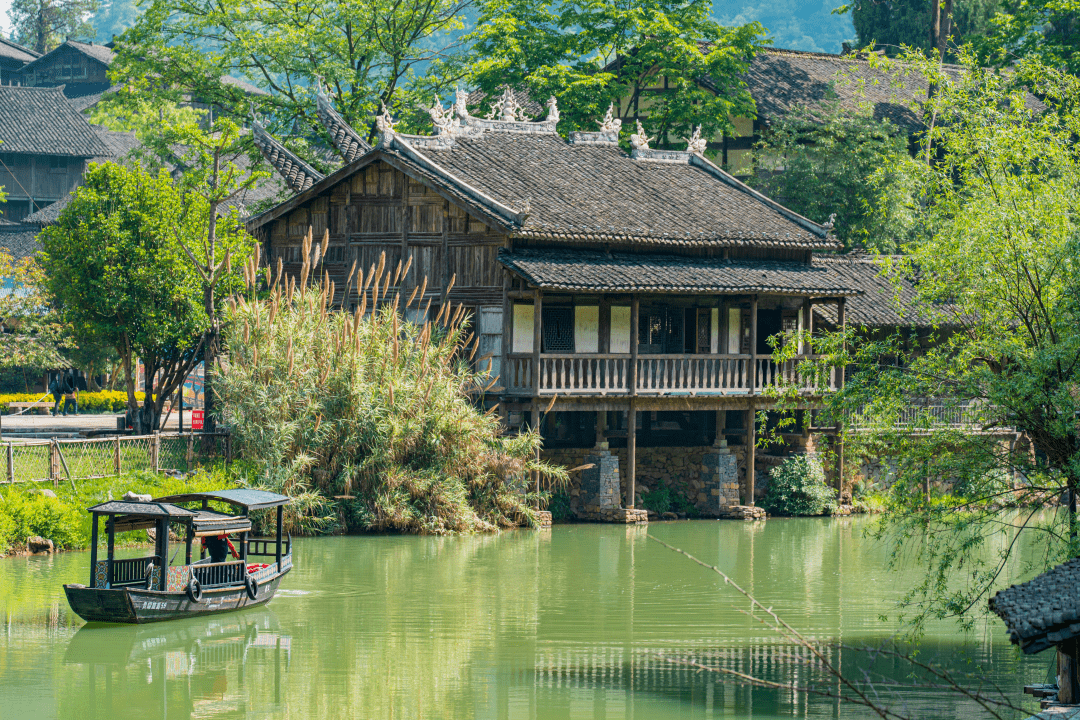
left=762, top=454, right=837, bottom=516
left=219, top=238, right=567, bottom=534
left=0, top=390, right=146, bottom=414
left=0, top=492, right=83, bottom=550
left=641, top=486, right=699, bottom=517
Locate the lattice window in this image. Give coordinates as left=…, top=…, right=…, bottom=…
left=697, top=310, right=711, bottom=353
left=542, top=307, right=574, bottom=353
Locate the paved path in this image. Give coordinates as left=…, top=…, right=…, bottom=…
left=0, top=411, right=192, bottom=439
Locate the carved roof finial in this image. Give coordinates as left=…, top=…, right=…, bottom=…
left=376, top=104, right=397, bottom=146
left=454, top=86, right=469, bottom=120
left=824, top=213, right=837, bottom=230
left=487, top=87, right=527, bottom=122
left=599, top=103, right=622, bottom=134
left=428, top=98, right=459, bottom=137
left=545, top=96, right=559, bottom=123
left=630, top=120, right=651, bottom=151
left=687, top=125, right=706, bottom=155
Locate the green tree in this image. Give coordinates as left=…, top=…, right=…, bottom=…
left=40, top=163, right=216, bottom=433
left=8, top=0, right=99, bottom=53
left=749, top=101, right=919, bottom=251
left=111, top=0, right=472, bottom=143
left=839, top=0, right=1001, bottom=56
left=465, top=0, right=765, bottom=144
left=778, top=49, right=1080, bottom=632
left=981, top=0, right=1080, bottom=75
left=87, top=0, right=136, bottom=42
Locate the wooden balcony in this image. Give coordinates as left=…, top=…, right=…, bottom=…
left=504, top=353, right=838, bottom=397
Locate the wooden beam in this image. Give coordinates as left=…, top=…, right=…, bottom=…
left=629, top=296, right=639, bottom=397
left=500, top=270, right=511, bottom=427
left=748, top=295, right=758, bottom=394
left=89, top=513, right=99, bottom=588
left=1061, top=638, right=1080, bottom=704
left=836, top=297, right=846, bottom=498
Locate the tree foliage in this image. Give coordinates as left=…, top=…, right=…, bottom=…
left=776, top=49, right=1080, bottom=632
left=980, top=0, right=1080, bottom=75
left=762, top=454, right=837, bottom=516
left=465, top=0, right=766, bottom=144
left=750, top=101, right=918, bottom=251
left=839, top=0, right=1002, bottom=56
left=8, top=0, right=98, bottom=53
left=39, top=163, right=229, bottom=429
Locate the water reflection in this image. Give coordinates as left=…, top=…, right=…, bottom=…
left=62, top=612, right=290, bottom=719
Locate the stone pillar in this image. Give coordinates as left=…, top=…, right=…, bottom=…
left=704, top=441, right=740, bottom=512
left=745, top=406, right=756, bottom=506
left=576, top=450, right=621, bottom=520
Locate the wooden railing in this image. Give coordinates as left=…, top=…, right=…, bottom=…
left=192, top=560, right=246, bottom=588
left=110, top=556, right=157, bottom=587
left=506, top=353, right=836, bottom=396
left=246, top=536, right=291, bottom=558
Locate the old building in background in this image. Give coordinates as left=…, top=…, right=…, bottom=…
left=0, top=37, right=39, bottom=85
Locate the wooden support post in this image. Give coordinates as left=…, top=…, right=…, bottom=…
left=6, top=442, right=12, bottom=483
left=802, top=297, right=812, bottom=355
left=1060, top=638, right=1080, bottom=705
left=836, top=297, right=847, bottom=499
left=89, top=513, right=99, bottom=588
left=440, top=199, right=450, bottom=294
left=531, top=405, right=541, bottom=509
left=152, top=431, right=160, bottom=472
left=629, top=296, right=640, bottom=396
left=106, top=515, right=115, bottom=588
left=598, top=296, right=610, bottom=354
left=745, top=406, right=756, bottom=506
left=627, top=400, right=637, bottom=508
left=185, top=519, right=193, bottom=566
left=748, top=295, right=758, bottom=394
left=159, top=517, right=169, bottom=591
left=500, top=270, right=511, bottom=424
left=595, top=411, right=606, bottom=448
left=532, top=289, right=542, bottom=396
left=714, top=410, right=725, bottom=447
left=275, top=505, right=284, bottom=569
left=114, top=435, right=121, bottom=476
left=49, top=439, right=59, bottom=488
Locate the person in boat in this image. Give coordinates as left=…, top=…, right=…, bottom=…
left=202, top=533, right=240, bottom=563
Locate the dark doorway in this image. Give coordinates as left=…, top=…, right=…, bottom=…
left=756, top=309, right=782, bottom=355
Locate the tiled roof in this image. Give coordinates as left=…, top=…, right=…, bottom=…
left=0, top=85, right=110, bottom=156
left=252, top=122, right=324, bottom=193
left=811, top=254, right=954, bottom=328
left=0, top=224, right=42, bottom=260
left=221, top=75, right=269, bottom=97
left=466, top=88, right=545, bottom=117
left=90, top=126, right=139, bottom=163
left=990, top=558, right=1080, bottom=655
left=0, top=37, right=39, bottom=64
left=19, top=39, right=114, bottom=73
left=414, top=132, right=835, bottom=249
left=316, top=93, right=372, bottom=162
left=22, top=194, right=73, bottom=225
left=498, top=249, right=860, bottom=295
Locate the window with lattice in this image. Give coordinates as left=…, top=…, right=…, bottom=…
left=542, top=307, right=574, bottom=353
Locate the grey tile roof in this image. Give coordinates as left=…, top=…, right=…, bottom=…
left=221, top=75, right=269, bottom=97
left=252, top=122, right=324, bottom=193
left=498, top=249, right=860, bottom=295
left=414, top=132, right=835, bottom=249
left=22, top=194, right=73, bottom=225
left=990, top=558, right=1080, bottom=655
left=90, top=126, right=139, bottom=163
left=0, top=85, right=110, bottom=156
left=0, top=224, right=42, bottom=260
left=19, top=39, right=115, bottom=72
left=316, top=93, right=372, bottom=162
left=0, top=37, right=39, bottom=64
left=811, top=254, right=953, bottom=328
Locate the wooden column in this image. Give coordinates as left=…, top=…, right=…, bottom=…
left=802, top=297, right=812, bottom=355
left=627, top=400, right=637, bottom=509
left=159, top=517, right=169, bottom=591
left=595, top=411, right=606, bottom=448
left=1060, top=638, right=1080, bottom=704
left=745, top=406, right=756, bottom=506
left=532, top=289, right=542, bottom=397
left=629, top=296, right=640, bottom=396
left=440, top=199, right=450, bottom=294
left=275, top=505, right=284, bottom=569
left=499, top=270, right=511, bottom=425
left=836, top=297, right=847, bottom=499
left=185, top=519, right=193, bottom=566
left=401, top=176, right=410, bottom=294
left=89, top=513, right=99, bottom=588
left=106, top=515, right=115, bottom=588
left=748, top=295, right=759, bottom=393
left=598, top=296, right=610, bottom=354
left=714, top=410, right=725, bottom=446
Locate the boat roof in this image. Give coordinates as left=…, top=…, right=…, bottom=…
left=88, top=500, right=199, bottom=517
left=153, top=489, right=291, bottom=511
left=192, top=509, right=252, bottom=536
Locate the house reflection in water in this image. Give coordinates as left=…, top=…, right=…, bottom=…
left=62, top=611, right=291, bottom=719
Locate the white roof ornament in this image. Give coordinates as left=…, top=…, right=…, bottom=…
left=630, top=120, right=651, bottom=151
left=545, top=96, right=560, bottom=123
left=687, top=125, right=707, bottom=155
left=599, top=103, right=622, bottom=134
left=824, top=213, right=837, bottom=230
left=428, top=99, right=458, bottom=137
left=375, top=104, right=397, bottom=147
left=454, top=86, right=470, bottom=121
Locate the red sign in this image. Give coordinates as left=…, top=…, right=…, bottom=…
left=191, top=409, right=204, bottom=430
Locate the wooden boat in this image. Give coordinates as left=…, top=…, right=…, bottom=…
left=64, top=489, right=293, bottom=624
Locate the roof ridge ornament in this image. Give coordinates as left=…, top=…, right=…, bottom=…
left=630, top=120, right=651, bottom=151
left=376, top=104, right=397, bottom=147
left=599, top=103, right=622, bottom=134
left=454, top=86, right=470, bottom=121
left=687, top=125, right=707, bottom=155
left=545, top=96, right=559, bottom=123
left=427, top=98, right=459, bottom=137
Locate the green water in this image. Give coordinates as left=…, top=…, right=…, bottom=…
left=0, top=517, right=1048, bottom=719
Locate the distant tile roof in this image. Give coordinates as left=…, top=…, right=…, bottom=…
left=221, top=75, right=269, bottom=97
left=811, top=254, right=955, bottom=329
left=252, top=122, right=324, bottom=193
left=19, top=39, right=115, bottom=73
left=0, top=224, right=42, bottom=260
left=316, top=93, right=372, bottom=163
left=0, top=85, right=110, bottom=156
left=21, top=194, right=73, bottom=225
left=0, top=37, right=39, bottom=65
left=990, top=558, right=1080, bottom=655
left=90, top=126, right=139, bottom=163
left=499, top=249, right=859, bottom=296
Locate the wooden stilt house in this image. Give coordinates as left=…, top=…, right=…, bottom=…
left=247, top=90, right=861, bottom=519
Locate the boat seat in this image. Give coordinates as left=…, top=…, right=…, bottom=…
left=247, top=563, right=270, bottom=573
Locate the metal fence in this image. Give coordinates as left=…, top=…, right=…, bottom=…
left=0, top=432, right=232, bottom=486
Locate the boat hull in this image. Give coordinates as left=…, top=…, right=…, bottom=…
left=64, top=568, right=289, bottom=624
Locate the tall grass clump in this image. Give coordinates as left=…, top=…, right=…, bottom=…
left=219, top=229, right=565, bottom=534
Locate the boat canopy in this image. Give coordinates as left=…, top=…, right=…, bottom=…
left=153, top=489, right=290, bottom=512
left=86, top=501, right=199, bottom=533
left=191, top=509, right=252, bottom=537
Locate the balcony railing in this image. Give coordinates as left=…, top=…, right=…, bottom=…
left=506, top=353, right=837, bottom=397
